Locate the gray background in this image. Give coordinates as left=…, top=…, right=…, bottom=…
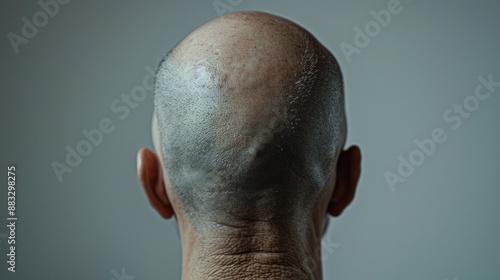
left=1, top=0, right=499, bottom=279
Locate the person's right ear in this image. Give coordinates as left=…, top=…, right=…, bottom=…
left=137, top=148, right=174, bottom=219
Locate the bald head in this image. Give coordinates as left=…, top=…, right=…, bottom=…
left=153, top=11, right=346, bottom=228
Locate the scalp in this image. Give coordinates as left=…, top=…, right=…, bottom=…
left=153, top=11, right=345, bottom=225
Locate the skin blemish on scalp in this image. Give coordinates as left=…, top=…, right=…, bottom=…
left=193, top=64, right=211, bottom=86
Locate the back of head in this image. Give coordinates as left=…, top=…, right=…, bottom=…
left=153, top=11, right=345, bottom=228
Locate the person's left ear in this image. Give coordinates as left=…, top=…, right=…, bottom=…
left=137, top=148, right=174, bottom=219
left=327, top=145, right=362, bottom=217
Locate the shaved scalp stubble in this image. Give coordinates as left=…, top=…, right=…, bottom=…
left=153, top=11, right=346, bottom=230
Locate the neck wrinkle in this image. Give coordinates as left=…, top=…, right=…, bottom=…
left=181, top=220, right=324, bottom=280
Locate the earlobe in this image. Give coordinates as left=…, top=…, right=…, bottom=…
left=327, top=145, right=362, bottom=217
left=137, top=148, right=174, bottom=219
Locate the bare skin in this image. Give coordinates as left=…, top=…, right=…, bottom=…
left=137, top=12, right=362, bottom=280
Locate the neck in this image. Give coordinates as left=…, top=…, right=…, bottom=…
left=179, top=218, right=326, bottom=280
